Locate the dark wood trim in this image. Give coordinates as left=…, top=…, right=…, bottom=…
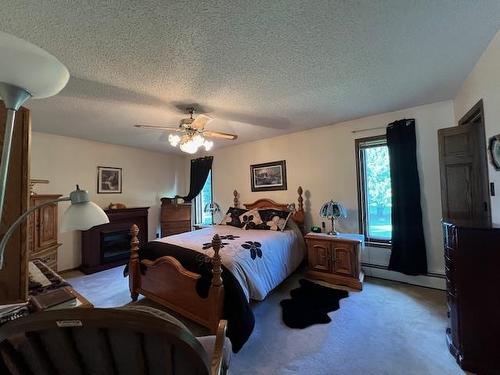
left=0, top=105, right=30, bottom=304
left=355, top=134, right=391, bottom=246
left=458, top=99, right=483, bottom=126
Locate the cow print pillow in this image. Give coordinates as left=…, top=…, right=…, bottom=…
left=239, top=209, right=263, bottom=230
left=219, top=207, right=248, bottom=228
left=258, top=209, right=292, bottom=231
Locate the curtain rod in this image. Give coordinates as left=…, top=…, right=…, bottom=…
left=351, top=126, right=386, bottom=134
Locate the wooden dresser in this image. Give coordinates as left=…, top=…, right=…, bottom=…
left=305, top=232, right=364, bottom=290
left=0, top=104, right=30, bottom=304
left=27, top=194, right=62, bottom=271
left=442, top=221, right=500, bottom=373
left=160, top=198, right=191, bottom=237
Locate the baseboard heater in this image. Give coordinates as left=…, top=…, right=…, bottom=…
left=361, top=262, right=446, bottom=290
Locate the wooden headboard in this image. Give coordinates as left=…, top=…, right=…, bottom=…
left=233, top=186, right=305, bottom=232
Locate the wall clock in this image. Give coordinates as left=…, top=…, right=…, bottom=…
left=488, top=135, right=500, bottom=171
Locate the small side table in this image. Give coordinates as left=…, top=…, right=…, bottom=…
left=305, top=232, right=364, bottom=290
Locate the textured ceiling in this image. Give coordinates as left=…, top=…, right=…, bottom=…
left=1, top=1, right=499, bottom=154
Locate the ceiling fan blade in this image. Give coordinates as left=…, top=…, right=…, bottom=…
left=203, top=130, right=238, bottom=140
left=191, top=114, right=213, bottom=129
left=134, top=124, right=181, bottom=132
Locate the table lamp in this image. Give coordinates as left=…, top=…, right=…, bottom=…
left=204, top=202, right=221, bottom=224
left=319, top=200, right=347, bottom=235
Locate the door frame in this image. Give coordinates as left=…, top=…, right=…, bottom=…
left=458, top=99, right=491, bottom=226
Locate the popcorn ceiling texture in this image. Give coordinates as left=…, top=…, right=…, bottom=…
left=1, top=1, right=499, bottom=154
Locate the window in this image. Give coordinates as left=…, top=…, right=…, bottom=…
left=356, top=136, right=392, bottom=246
left=194, top=170, right=213, bottom=225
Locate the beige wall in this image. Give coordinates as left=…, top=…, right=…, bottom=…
left=454, top=31, right=500, bottom=224
left=208, top=101, right=455, bottom=281
left=31, top=132, right=187, bottom=271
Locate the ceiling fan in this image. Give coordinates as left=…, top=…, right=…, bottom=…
left=134, top=107, right=238, bottom=154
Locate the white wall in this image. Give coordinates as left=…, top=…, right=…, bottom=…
left=31, top=132, right=187, bottom=271
left=208, top=101, right=455, bottom=286
left=454, top=31, right=500, bottom=224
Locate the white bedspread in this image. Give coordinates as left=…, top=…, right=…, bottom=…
left=154, top=223, right=305, bottom=301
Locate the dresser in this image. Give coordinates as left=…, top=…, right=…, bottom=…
left=27, top=194, right=62, bottom=271
left=305, top=232, right=364, bottom=290
left=442, top=221, right=500, bottom=373
left=160, top=198, right=191, bottom=237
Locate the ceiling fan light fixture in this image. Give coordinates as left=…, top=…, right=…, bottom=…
left=203, top=140, right=213, bottom=151
left=179, top=139, right=199, bottom=154
left=168, top=134, right=181, bottom=147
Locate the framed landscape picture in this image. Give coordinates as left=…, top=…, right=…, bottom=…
left=250, top=160, right=287, bottom=192
left=97, top=166, right=122, bottom=194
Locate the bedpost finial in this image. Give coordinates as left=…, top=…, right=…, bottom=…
left=211, top=234, right=223, bottom=286
left=130, top=224, right=140, bottom=255
left=297, top=186, right=304, bottom=211
left=212, top=233, right=222, bottom=254
left=233, top=190, right=239, bottom=208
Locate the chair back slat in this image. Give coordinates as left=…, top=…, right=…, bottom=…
left=38, top=328, right=85, bottom=374
left=0, top=340, right=32, bottom=375
left=0, top=308, right=210, bottom=375
left=72, top=327, right=117, bottom=374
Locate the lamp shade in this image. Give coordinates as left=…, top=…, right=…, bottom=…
left=319, top=200, right=347, bottom=219
left=204, top=202, right=221, bottom=213
left=0, top=31, right=69, bottom=98
left=60, top=201, right=109, bottom=232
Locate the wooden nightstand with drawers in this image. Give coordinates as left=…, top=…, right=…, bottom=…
left=305, top=232, right=364, bottom=290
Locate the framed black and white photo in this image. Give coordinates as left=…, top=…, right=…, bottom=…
left=97, top=166, right=122, bottom=194
left=250, top=160, right=287, bottom=192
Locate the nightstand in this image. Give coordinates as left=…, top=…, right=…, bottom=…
left=305, top=232, right=364, bottom=290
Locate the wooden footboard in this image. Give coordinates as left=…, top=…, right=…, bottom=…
left=128, top=224, right=224, bottom=333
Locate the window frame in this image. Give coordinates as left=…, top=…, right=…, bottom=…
left=194, top=170, right=214, bottom=225
left=355, top=135, right=392, bottom=249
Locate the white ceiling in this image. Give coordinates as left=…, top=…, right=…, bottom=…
left=1, top=1, right=499, bottom=154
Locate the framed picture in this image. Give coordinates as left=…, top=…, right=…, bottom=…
left=489, top=135, right=500, bottom=171
left=250, top=160, right=287, bottom=192
left=97, top=166, right=122, bottom=194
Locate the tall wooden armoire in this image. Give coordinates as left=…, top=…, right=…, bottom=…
left=0, top=104, right=30, bottom=304
left=27, top=194, right=62, bottom=271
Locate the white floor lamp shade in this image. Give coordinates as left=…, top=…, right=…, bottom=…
left=0, top=31, right=69, bottom=101
left=61, top=201, right=110, bottom=232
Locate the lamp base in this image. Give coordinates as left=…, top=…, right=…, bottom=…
left=326, top=230, right=339, bottom=236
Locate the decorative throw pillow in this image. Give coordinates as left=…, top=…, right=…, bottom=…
left=258, top=209, right=292, bottom=231
left=239, top=209, right=263, bottom=230
left=220, top=207, right=248, bottom=228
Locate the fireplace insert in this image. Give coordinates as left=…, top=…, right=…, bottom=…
left=100, top=230, right=131, bottom=264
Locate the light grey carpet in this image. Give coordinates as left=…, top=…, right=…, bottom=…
left=65, top=267, right=464, bottom=375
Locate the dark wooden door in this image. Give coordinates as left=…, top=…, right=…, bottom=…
left=438, top=101, right=491, bottom=226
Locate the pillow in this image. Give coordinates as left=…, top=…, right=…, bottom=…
left=220, top=207, right=248, bottom=228
left=239, top=209, right=263, bottom=230
left=258, top=209, right=292, bottom=231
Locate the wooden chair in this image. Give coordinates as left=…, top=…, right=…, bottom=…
left=0, top=306, right=231, bottom=375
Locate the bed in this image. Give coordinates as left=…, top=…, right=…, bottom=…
left=127, top=187, right=306, bottom=350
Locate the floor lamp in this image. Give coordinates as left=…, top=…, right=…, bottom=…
left=0, top=32, right=109, bottom=269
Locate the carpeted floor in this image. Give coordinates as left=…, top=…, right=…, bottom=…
left=64, top=266, right=464, bottom=375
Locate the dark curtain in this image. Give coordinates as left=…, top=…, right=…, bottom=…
left=179, top=156, right=213, bottom=202
left=386, top=119, right=427, bottom=276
